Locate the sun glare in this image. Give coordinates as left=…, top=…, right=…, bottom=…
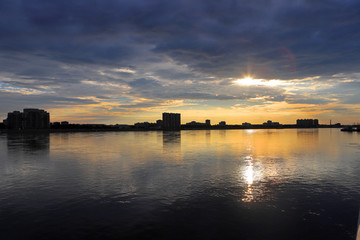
left=234, top=77, right=283, bottom=87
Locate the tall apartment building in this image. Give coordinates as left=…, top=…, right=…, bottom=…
left=7, top=111, right=23, bottom=130
left=6, top=108, right=50, bottom=129
left=296, top=119, right=319, bottom=127
left=162, top=112, right=181, bottom=130
left=23, top=108, right=50, bottom=129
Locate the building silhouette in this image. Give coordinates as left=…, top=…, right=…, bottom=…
left=156, top=119, right=163, bottom=127
left=297, top=119, right=319, bottom=127
left=263, top=120, right=280, bottom=127
left=242, top=122, right=251, bottom=127
left=6, top=108, right=50, bottom=130
left=219, top=121, right=226, bottom=126
left=206, top=119, right=211, bottom=126
left=7, top=111, right=23, bottom=130
left=23, top=109, right=50, bottom=129
left=162, top=112, right=181, bottom=130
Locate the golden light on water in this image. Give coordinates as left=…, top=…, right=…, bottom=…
left=240, top=152, right=279, bottom=203
left=242, top=155, right=256, bottom=202
left=245, top=162, right=254, bottom=185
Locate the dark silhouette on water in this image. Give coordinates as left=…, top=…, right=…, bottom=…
left=162, top=112, right=181, bottom=130
left=5, top=109, right=49, bottom=130
left=1, top=109, right=347, bottom=133
left=6, top=132, right=50, bottom=153
left=342, top=125, right=360, bottom=132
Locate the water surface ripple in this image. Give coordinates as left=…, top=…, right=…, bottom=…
left=0, top=129, right=359, bottom=239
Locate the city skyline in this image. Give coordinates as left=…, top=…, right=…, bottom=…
left=1, top=1, right=360, bottom=124
left=0, top=107, right=348, bottom=127
left=3, top=108, right=332, bottom=129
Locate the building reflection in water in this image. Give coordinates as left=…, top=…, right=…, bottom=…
left=296, top=128, right=319, bottom=150
left=205, top=130, right=211, bottom=146
left=6, top=133, right=50, bottom=155
left=162, top=131, right=183, bottom=163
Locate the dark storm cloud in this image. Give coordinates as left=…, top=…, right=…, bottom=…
left=1, top=0, right=359, bottom=79
left=128, top=78, right=162, bottom=88
left=154, top=69, right=200, bottom=81
left=0, top=91, right=96, bottom=113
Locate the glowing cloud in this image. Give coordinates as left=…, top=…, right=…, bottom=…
left=233, top=77, right=285, bottom=87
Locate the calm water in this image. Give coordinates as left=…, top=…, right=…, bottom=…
left=0, top=129, right=359, bottom=240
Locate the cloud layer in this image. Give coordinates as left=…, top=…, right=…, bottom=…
left=0, top=0, right=360, bottom=123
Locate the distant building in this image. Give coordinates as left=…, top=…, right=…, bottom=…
left=23, top=108, right=50, bottom=129
left=186, top=121, right=205, bottom=126
left=242, top=122, right=251, bottom=127
left=61, top=121, right=69, bottom=125
left=134, top=122, right=150, bottom=129
left=296, top=119, right=319, bottom=127
left=156, top=119, right=163, bottom=126
left=116, top=124, right=130, bottom=129
left=205, top=119, right=211, bottom=126
left=6, top=108, right=50, bottom=130
left=7, top=111, right=23, bottom=130
left=263, top=120, right=280, bottom=127
left=162, top=112, right=181, bottom=130
left=219, top=121, right=226, bottom=126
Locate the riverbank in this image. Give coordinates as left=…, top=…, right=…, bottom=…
left=0, top=124, right=344, bottom=133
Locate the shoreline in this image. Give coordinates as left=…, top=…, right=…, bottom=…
left=0, top=125, right=344, bottom=133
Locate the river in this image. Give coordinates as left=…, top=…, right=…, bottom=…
left=0, top=129, right=359, bottom=239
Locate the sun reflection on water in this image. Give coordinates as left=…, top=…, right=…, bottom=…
left=242, top=155, right=256, bottom=202
left=245, top=161, right=254, bottom=185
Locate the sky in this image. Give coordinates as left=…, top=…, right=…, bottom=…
left=1, top=0, right=360, bottom=124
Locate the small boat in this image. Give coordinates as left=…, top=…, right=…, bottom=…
left=341, top=126, right=354, bottom=132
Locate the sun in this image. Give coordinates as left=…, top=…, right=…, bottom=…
left=238, top=77, right=256, bottom=85
left=234, top=76, right=262, bottom=86
left=233, top=76, right=284, bottom=87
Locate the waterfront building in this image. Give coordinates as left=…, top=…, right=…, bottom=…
left=296, top=119, right=319, bottom=127
left=6, top=108, right=50, bottom=129
left=162, top=113, right=181, bottom=130
left=263, top=120, right=280, bottom=127
left=134, top=122, right=150, bottom=129
left=7, top=111, right=23, bottom=130
left=219, top=121, right=226, bottom=126
left=205, top=119, right=211, bottom=126
left=186, top=121, right=205, bottom=126
left=116, top=124, right=130, bottom=129
left=23, top=108, right=50, bottom=129
left=156, top=120, right=163, bottom=126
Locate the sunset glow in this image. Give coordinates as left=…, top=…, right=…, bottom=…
left=234, top=77, right=285, bottom=87
left=0, top=0, right=359, bottom=125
